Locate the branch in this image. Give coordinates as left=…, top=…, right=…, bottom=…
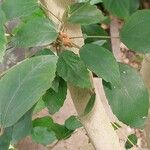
left=110, top=16, right=122, bottom=62
left=141, top=54, right=150, bottom=149
left=41, top=0, right=122, bottom=149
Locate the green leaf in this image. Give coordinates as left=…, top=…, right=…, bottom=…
left=33, top=98, right=46, bottom=114
left=120, top=10, right=150, bottom=53
left=125, top=134, right=137, bottom=149
left=102, top=0, right=129, bottom=19
left=91, top=40, right=107, bottom=47
left=12, top=17, right=58, bottom=48
left=21, top=7, right=46, bottom=22
left=0, top=6, right=6, bottom=24
left=83, top=93, right=96, bottom=116
left=43, top=77, right=67, bottom=115
left=0, top=128, right=12, bottom=150
left=50, top=76, right=60, bottom=92
left=81, top=24, right=110, bottom=49
left=33, top=117, right=73, bottom=140
left=65, top=116, right=82, bottom=130
left=57, top=50, right=91, bottom=88
left=31, top=127, right=57, bottom=145
left=49, top=123, right=73, bottom=140
left=0, top=55, right=57, bottom=128
left=67, top=3, right=104, bottom=25
left=82, top=24, right=107, bottom=43
left=12, top=109, right=33, bottom=144
left=80, top=44, right=120, bottom=86
left=103, top=63, right=149, bottom=128
left=129, top=0, right=139, bottom=14
left=35, top=49, right=55, bottom=56
left=2, top=0, right=39, bottom=20
left=33, top=116, right=53, bottom=128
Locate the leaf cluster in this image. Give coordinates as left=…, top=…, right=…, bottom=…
left=0, top=0, right=149, bottom=149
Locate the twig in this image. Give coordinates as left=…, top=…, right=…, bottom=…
left=4, top=25, right=14, bottom=37
left=111, top=122, right=140, bottom=149
left=70, top=35, right=119, bottom=39
left=0, top=128, right=4, bottom=136
left=6, top=46, right=14, bottom=51
left=110, top=16, right=122, bottom=61
left=71, top=42, right=81, bottom=49
left=38, top=1, right=63, bottom=24
left=0, top=70, right=7, bottom=78
left=47, top=140, right=59, bottom=149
